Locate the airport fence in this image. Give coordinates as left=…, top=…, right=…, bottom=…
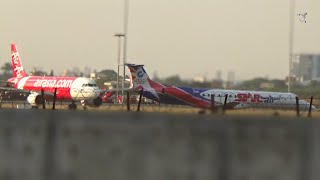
left=0, top=92, right=319, bottom=117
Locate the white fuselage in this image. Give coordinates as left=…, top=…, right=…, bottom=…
left=200, top=89, right=312, bottom=110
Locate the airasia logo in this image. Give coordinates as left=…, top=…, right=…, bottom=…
left=33, top=79, right=74, bottom=88
left=12, top=52, right=25, bottom=78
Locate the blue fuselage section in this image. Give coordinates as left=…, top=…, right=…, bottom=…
left=141, top=86, right=208, bottom=106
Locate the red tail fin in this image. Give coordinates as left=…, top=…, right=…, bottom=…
left=11, top=43, right=27, bottom=78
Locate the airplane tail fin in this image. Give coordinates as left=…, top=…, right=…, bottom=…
left=11, top=43, right=27, bottom=78
left=126, top=64, right=164, bottom=91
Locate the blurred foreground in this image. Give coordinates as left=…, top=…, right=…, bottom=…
left=0, top=109, right=319, bottom=180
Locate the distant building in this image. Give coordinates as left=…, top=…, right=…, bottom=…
left=216, top=70, right=222, bottom=81
left=227, top=71, right=235, bottom=83
left=292, top=54, right=320, bottom=83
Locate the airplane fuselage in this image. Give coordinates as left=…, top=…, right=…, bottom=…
left=8, top=76, right=100, bottom=101
left=127, top=64, right=315, bottom=111
left=5, top=43, right=103, bottom=109
left=142, top=86, right=311, bottom=110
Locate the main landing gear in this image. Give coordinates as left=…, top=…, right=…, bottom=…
left=68, top=101, right=77, bottom=110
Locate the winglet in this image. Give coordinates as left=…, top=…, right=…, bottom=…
left=11, top=43, right=27, bottom=78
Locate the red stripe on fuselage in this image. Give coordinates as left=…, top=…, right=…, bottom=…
left=148, top=79, right=165, bottom=92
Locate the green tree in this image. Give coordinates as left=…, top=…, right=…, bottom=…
left=97, top=69, right=117, bottom=81
left=163, top=75, right=186, bottom=86
left=237, top=78, right=269, bottom=90
left=29, top=69, right=48, bottom=76
left=0, top=62, right=12, bottom=81
left=95, top=69, right=118, bottom=87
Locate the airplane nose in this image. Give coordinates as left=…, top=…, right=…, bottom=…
left=83, top=87, right=99, bottom=97
left=92, top=88, right=101, bottom=97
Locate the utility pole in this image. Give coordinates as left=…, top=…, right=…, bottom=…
left=288, top=0, right=295, bottom=92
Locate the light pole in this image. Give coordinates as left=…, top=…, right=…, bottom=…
left=288, top=0, right=295, bottom=92
left=122, top=0, right=129, bottom=96
left=114, top=33, right=125, bottom=103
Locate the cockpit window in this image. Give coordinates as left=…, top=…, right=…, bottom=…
left=82, top=83, right=97, bottom=87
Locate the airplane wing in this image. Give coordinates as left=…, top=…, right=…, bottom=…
left=0, top=86, right=30, bottom=93
left=0, top=86, right=55, bottom=101
left=0, top=87, right=30, bottom=101
left=99, top=87, right=136, bottom=94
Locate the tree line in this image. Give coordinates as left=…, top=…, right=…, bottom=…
left=0, top=62, right=318, bottom=98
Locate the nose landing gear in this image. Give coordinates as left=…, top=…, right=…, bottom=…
left=81, top=100, right=87, bottom=110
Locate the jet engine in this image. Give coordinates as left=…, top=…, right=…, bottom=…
left=86, top=96, right=103, bottom=107
left=27, top=92, right=44, bottom=107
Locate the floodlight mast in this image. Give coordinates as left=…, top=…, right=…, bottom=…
left=288, top=0, right=295, bottom=93
left=122, top=0, right=129, bottom=98
left=114, top=33, right=125, bottom=103
left=114, top=0, right=129, bottom=104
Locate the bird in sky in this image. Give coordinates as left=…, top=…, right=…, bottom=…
left=297, top=12, right=307, bottom=23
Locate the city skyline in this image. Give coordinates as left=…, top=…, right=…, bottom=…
left=0, top=0, right=319, bottom=81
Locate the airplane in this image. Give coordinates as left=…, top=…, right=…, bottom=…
left=126, top=63, right=315, bottom=111
left=1, top=43, right=103, bottom=109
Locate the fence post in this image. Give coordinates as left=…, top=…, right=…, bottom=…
left=295, top=96, right=300, bottom=117
left=126, top=91, right=130, bottom=111
left=41, top=89, right=46, bottom=109
left=0, top=96, right=2, bottom=108
left=52, top=88, right=57, bottom=110
left=308, top=96, right=313, bottom=117
left=210, top=94, right=215, bottom=113
left=222, top=94, right=228, bottom=114
left=137, top=90, right=143, bottom=112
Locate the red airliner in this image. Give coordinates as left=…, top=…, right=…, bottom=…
left=3, top=43, right=102, bottom=109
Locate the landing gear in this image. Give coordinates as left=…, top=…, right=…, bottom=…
left=68, top=101, right=77, bottom=110
left=81, top=100, right=87, bottom=110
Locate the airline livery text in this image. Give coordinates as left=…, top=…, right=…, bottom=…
left=33, top=79, right=74, bottom=88
left=12, top=52, right=25, bottom=78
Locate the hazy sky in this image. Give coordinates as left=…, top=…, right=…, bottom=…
left=0, top=0, right=319, bottom=81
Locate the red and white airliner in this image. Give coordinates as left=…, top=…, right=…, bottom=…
left=3, top=43, right=102, bottom=109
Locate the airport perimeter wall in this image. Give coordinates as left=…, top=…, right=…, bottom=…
left=0, top=109, right=319, bottom=180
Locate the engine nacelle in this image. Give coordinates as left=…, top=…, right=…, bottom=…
left=86, top=96, right=103, bottom=107
left=27, top=92, right=43, bottom=107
